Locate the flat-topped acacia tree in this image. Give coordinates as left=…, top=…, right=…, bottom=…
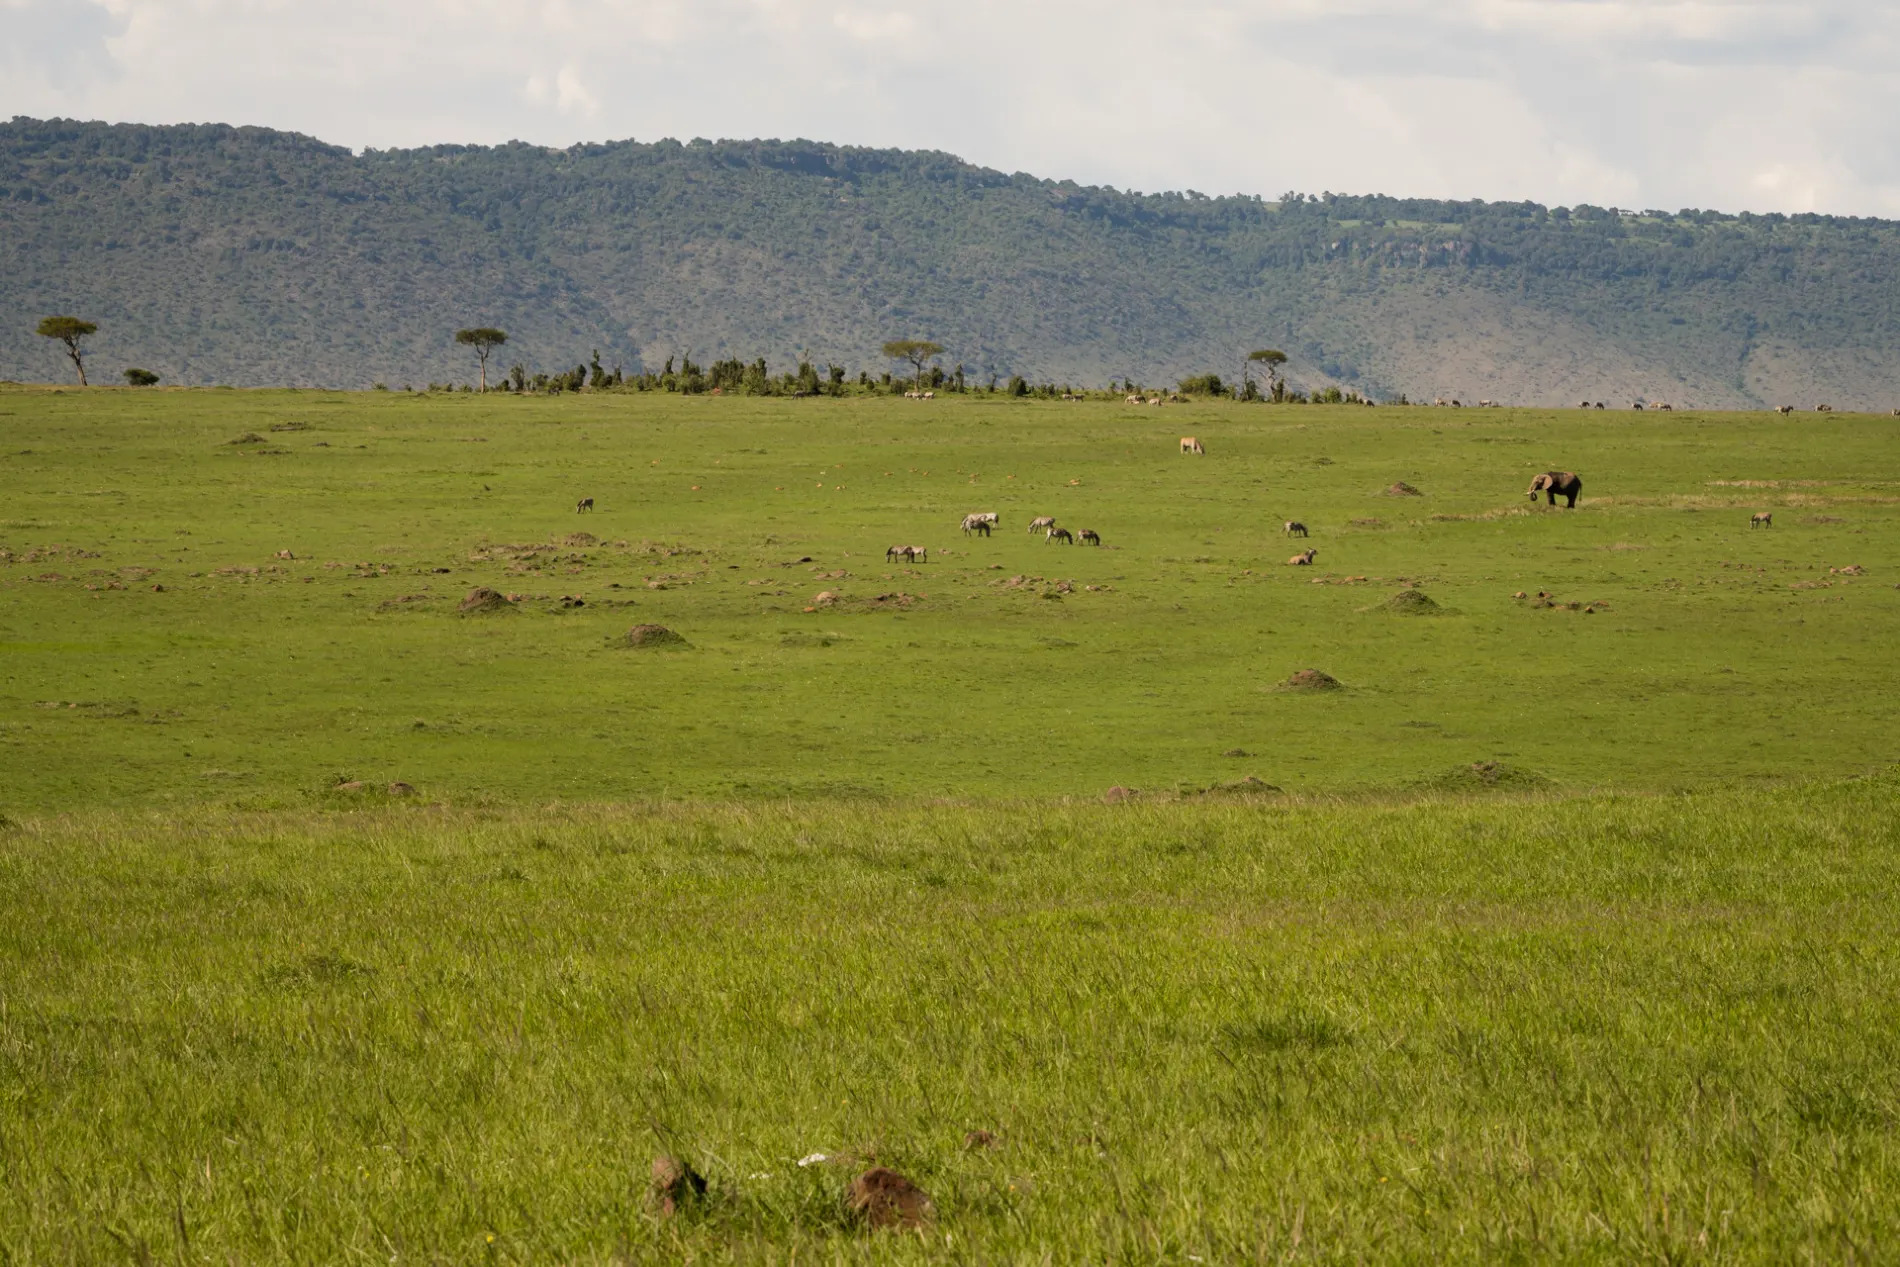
left=37, top=316, right=98, bottom=386
left=882, top=340, right=943, bottom=392
left=455, top=327, right=508, bottom=391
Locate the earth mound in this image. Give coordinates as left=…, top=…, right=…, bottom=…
left=457, top=587, right=512, bottom=614
left=845, top=1167, right=933, bottom=1230
left=1377, top=589, right=1441, bottom=615
left=625, top=623, right=687, bottom=648
left=1423, top=761, right=1552, bottom=792
left=1276, top=669, right=1343, bottom=692
left=1384, top=481, right=1423, bottom=496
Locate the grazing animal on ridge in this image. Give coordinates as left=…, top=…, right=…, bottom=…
left=1287, top=548, right=1317, bottom=566
left=1284, top=521, right=1308, bottom=538
left=1028, top=516, right=1056, bottom=534
left=1751, top=511, right=1773, bottom=529
left=1079, top=529, right=1101, bottom=545
left=1527, top=471, right=1584, bottom=508
left=1180, top=437, right=1205, bottom=454
left=576, top=497, right=594, bottom=513
left=1776, top=405, right=1794, bottom=415
left=1046, top=527, right=1074, bottom=544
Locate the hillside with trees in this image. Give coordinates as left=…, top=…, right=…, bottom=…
left=6, top=116, right=1900, bottom=406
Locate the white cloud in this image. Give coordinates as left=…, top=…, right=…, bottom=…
left=4, top=0, right=1900, bottom=214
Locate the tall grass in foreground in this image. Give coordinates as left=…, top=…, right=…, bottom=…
left=3, top=779, right=1899, bottom=1261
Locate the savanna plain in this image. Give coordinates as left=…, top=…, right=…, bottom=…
left=2, top=387, right=1898, bottom=1261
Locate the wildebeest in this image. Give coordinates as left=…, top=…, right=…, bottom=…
left=1047, top=527, right=1074, bottom=544
left=1750, top=511, right=1773, bottom=529
left=1527, top=471, right=1583, bottom=507
left=1028, top=516, right=1056, bottom=534
left=1180, top=437, right=1205, bottom=454
left=1079, top=529, right=1101, bottom=545
left=1287, top=548, right=1317, bottom=566
left=576, top=497, right=594, bottom=513
left=886, top=544, right=912, bottom=562
left=1283, top=521, right=1308, bottom=537
left=1776, top=405, right=1795, bottom=415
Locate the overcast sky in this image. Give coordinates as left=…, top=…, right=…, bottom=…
left=4, top=0, right=1897, bottom=216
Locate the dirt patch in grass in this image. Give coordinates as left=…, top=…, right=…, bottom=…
left=625, top=623, right=688, bottom=648
left=1276, top=669, right=1344, bottom=692
left=1383, top=481, right=1423, bottom=496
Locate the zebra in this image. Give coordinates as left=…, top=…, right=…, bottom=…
left=1750, top=512, right=1773, bottom=529
left=1079, top=529, right=1101, bottom=545
left=1046, top=527, right=1074, bottom=544
left=1283, top=521, right=1308, bottom=538
left=886, top=544, right=913, bottom=562
left=1028, top=516, right=1056, bottom=534
left=576, top=497, right=594, bottom=513
left=1286, top=548, right=1317, bottom=566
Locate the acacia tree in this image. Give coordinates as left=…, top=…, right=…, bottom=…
left=37, top=316, right=98, bottom=386
left=881, top=339, right=944, bottom=391
left=1247, top=348, right=1288, bottom=401
left=455, top=327, right=507, bottom=391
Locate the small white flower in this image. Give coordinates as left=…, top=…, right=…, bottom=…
left=796, top=1152, right=829, bottom=1167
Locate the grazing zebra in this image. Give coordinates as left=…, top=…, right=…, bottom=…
left=1776, top=405, right=1795, bottom=415
left=1125, top=394, right=1142, bottom=404
left=1028, top=516, right=1056, bottom=534
left=961, top=513, right=995, bottom=536
left=1079, top=529, right=1101, bottom=545
left=1046, top=527, right=1074, bottom=544
left=1656, top=403, right=1674, bottom=411
left=1816, top=404, right=1833, bottom=412
left=886, top=544, right=913, bottom=562
left=909, top=546, right=929, bottom=563
left=1286, top=548, right=1317, bottom=566
left=1180, top=436, right=1204, bottom=454
left=1579, top=401, right=1592, bottom=408
left=576, top=497, right=594, bottom=513
left=1750, top=512, right=1773, bottom=529
left=1594, top=402, right=1606, bottom=409
left=1283, top=521, right=1308, bottom=537
left=1632, top=402, right=1645, bottom=411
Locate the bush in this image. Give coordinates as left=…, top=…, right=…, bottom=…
left=122, top=368, right=159, bottom=386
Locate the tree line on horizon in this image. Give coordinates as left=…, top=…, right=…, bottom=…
left=30, top=317, right=1374, bottom=403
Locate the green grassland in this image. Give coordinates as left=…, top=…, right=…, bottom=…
left=4, top=388, right=1900, bottom=1261
left=2, top=387, right=1898, bottom=808
left=5, top=785, right=1900, bottom=1261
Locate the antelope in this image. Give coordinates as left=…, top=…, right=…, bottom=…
left=1180, top=436, right=1204, bottom=454
left=1287, top=548, right=1317, bottom=566
left=1283, top=521, right=1308, bottom=537
left=1079, top=529, right=1101, bottom=545
left=576, top=497, right=594, bottom=513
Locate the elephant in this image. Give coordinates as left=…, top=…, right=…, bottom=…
left=1527, top=471, right=1583, bottom=507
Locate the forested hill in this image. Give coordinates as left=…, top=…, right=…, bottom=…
left=6, top=116, right=1900, bottom=406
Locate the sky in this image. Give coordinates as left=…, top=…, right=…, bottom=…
left=3, top=0, right=1898, bottom=216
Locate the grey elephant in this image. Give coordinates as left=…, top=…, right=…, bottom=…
left=1527, top=471, right=1583, bottom=507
